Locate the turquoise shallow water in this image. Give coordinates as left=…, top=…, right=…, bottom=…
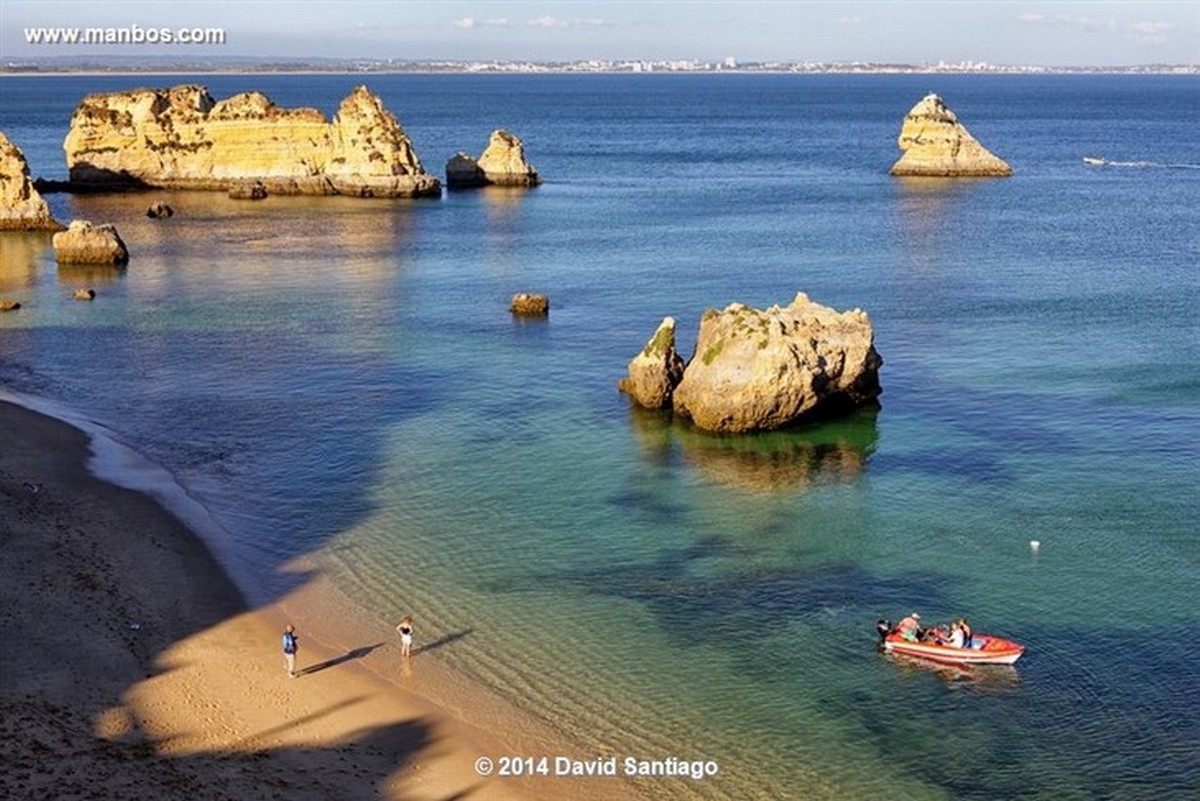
left=1, top=74, right=1198, bottom=799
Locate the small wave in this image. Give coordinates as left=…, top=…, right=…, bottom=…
left=1083, top=157, right=1200, bottom=170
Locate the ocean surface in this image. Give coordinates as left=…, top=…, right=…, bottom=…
left=1, top=74, right=1197, bottom=799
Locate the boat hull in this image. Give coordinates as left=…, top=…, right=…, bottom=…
left=883, top=634, right=1024, bottom=665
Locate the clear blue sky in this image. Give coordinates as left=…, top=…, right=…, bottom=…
left=3, top=1, right=1198, bottom=65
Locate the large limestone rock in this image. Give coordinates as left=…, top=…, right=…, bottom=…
left=53, top=220, right=129, bottom=265
left=670, top=293, right=882, bottom=433
left=889, top=93, right=1012, bottom=177
left=618, top=317, right=687, bottom=409
left=446, top=130, right=540, bottom=188
left=63, top=85, right=440, bottom=197
left=0, top=131, right=61, bottom=230
left=510, top=292, right=549, bottom=317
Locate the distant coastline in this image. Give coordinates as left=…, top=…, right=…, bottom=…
left=2, top=57, right=1197, bottom=76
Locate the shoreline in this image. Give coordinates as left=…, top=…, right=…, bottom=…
left=0, top=397, right=635, bottom=800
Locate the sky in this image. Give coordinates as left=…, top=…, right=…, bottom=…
left=3, top=1, right=1198, bottom=65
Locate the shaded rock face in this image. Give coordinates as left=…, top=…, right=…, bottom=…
left=889, top=93, right=1012, bottom=177
left=618, top=317, right=687, bottom=409
left=510, top=293, right=549, bottom=317
left=52, top=220, right=129, bottom=265
left=649, top=293, right=882, bottom=434
left=64, top=85, right=441, bottom=197
left=228, top=180, right=268, bottom=200
left=448, top=130, right=540, bottom=188
left=445, top=152, right=485, bottom=188
left=0, top=131, right=61, bottom=230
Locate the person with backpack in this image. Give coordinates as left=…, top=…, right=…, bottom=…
left=282, top=624, right=299, bottom=678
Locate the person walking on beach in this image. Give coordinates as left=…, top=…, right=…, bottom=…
left=282, top=624, right=299, bottom=678
left=396, top=616, right=414, bottom=659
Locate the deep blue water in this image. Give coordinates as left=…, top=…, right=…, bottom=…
left=1, top=74, right=1198, bottom=799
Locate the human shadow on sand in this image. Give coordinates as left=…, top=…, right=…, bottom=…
left=296, top=643, right=386, bottom=677
left=412, top=629, right=473, bottom=657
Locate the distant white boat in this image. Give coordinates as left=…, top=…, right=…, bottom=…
left=1082, top=157, right=1107, bottom=165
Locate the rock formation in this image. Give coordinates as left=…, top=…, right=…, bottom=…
left=510, top=293, right=549, bottom=317
left=228, top=180, right=268, bottom=200
left=146, top=201, right=174, bottom=218
left=0, top=300, right=21, bottom=312
left=889, top=93, right=1012, bottom=177
left=0, top=131, right=62, bottom=230
left=622, top=293, right=882, bottom=434
left=618, top=317, right=687, bottom=409
left=446, top=130, right=540, bottom=188
left=63, top=85, right=441, bottom=197
left=53, top=220, right=129, bottom=265
left=72, top=288, right=96, bottom=301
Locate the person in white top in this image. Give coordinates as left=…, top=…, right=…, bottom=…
left=396, top=616, right=415, bottom=658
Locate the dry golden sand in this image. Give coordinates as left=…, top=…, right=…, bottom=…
left=0, top=400, right=635, bottom=800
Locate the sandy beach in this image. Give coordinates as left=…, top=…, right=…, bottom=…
left=0, top=400, right=634, bottom=801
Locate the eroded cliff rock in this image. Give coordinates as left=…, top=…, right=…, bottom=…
left=447, top=130, right=540, bottom=187
left=889, top=93, right=1012, bottom=177
left=618, top=317, right=687, bottom=409
left=0, top=131, right=61, bottom=230
left=63, top=85, right=440, bottom=197
left=642, top=293, right=883, bottom=434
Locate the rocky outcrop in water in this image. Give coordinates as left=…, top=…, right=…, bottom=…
left=510, top=293, right=549, bottom=317
left=53, top=220, right=129, bottom=265
left=146, top=201, right=174, bottom=218
left=63, top=85, right=441, bottom=197
left=446, top=130, right=540, bottom=188
left=889, top=93, right=1012, bottom=177
left=623, top=293, right=882, bottom=433
left=0, top=131, right=62, bottom=230
left=618, top=317, right=687, bottom=409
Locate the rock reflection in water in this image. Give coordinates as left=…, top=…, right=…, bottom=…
left=629, top=406, right=878, bottom=492
left=0, top=232, right=53, bottom=291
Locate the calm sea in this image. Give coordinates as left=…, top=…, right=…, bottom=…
left=1, top=74, right=1198, bottom=799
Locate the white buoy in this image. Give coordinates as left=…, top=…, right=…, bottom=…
left=1030, top=540, right=1040, bottom=553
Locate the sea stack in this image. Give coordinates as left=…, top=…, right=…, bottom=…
left=63, top=85, right=441, bottom=197
left=446, top=130, right=540, bottom=188
left=623, top=293, right=882, bottom=434
left=889, top=93, right=1012, bottom=177
left=0, top=131, right=62, bottom=230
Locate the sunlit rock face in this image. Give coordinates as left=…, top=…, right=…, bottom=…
left=52, top=220, right=129, bottom=265
left=670, top=293, right=882, bottom=434
left=64, top=85, right=440, bottom=198
left=0, top=131, right=61, bottom=230
left=889, top=93, right=1012, bottom=177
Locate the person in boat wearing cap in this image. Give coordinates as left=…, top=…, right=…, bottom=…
left=895, top=612, right=921, bottom=642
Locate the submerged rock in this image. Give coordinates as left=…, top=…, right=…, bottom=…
left=0, top=131, right=62, bottom=231
left=670, top=293, right=882, bottom=433
left=618, top=317, right=686, bottom=409
left=889, top=93, right=1012, bottom=177
left=53, top=220, right=129, bottom=265
left=63, top=84, right=441, bottom=198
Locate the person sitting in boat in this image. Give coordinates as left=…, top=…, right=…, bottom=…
left=947, top=621, right=966, bottom=648
left=895, top=612, right=921, bottom=642
left=924, top=624, right=952, bottom=644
